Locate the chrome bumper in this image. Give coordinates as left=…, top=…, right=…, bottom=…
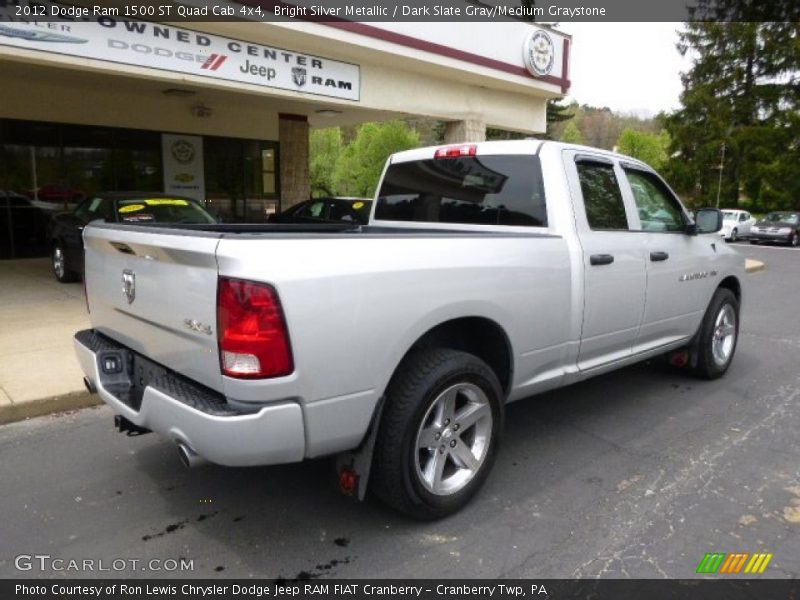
left=73, top=329, right=305, bottom=466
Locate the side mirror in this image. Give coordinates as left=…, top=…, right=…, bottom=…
left=689, top=208, right=723, bottom=235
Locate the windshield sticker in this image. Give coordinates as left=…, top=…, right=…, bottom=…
left=119, top=204, right=145, bottom=213
left=121, top=213, right=154, bottom=222
left=352, top=201, right=365, bottom=210
left=144, top=199, right=189, bottom=206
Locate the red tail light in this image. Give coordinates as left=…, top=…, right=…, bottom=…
left=217, top=278, right=293, bottom=379
left=434, top=144, right=477, bottom=159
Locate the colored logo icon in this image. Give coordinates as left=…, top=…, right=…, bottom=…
left=697, top=552, right=773, bottom=574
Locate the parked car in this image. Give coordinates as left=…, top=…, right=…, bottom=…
left=74, top=141, right=743, bottom=519
left=749, top=211, right=800, bottom=246
left=48, top=192, right=216, bottom=282
left=0, top=190, right=50, bottom=258
left=269, top=197, right=372, bottom=224
left=719, top=209, right=755, bottom=242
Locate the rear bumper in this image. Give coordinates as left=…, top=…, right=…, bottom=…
left=73, top=329, right=305, bottom=466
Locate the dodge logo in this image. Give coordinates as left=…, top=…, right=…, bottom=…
left=292, top=67, right=307, bottom=87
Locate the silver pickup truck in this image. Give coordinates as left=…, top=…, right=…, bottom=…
left=74, top=140, right=744, bottom=519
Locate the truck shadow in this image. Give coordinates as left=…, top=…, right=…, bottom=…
left=127, top=350, right=758, bottom=579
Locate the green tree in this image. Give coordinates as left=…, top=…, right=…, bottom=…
left=561, top=121, right=584, bottom=144
left=332, top=121, right=420, bottom=197
left=309, top=127, right=342, bottom=196
left=665, top=22, right=800, bottom=210
left=616, top=128, right=670, bottom=170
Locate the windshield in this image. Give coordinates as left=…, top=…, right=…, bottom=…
left=764, top=212, right=799, bottom=224
left=722, top=211, right=737, bottom=219
left=117, top=198, right=216, bottom=224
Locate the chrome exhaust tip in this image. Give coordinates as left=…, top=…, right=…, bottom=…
left=177, top=442, right=207, bottom=468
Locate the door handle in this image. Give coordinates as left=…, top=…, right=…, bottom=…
left=589, top=254, right=615, bottom=266
left=650, top=251, right=669, bottom=262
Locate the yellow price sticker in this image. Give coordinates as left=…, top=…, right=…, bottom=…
left=119, top=204, right=145, bottom=213
left=352, top=201, right=365, bottom=210
left=145, top=199, right=189, bottom=206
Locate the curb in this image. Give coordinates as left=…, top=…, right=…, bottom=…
left=0, top=390, right=101, bottom=426
left=745, top=259, right=765, bottom=274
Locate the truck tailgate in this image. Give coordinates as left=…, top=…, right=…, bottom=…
left=83, top=224, right=223, bottom=392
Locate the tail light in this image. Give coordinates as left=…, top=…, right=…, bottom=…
left=434, top=144, right=477, bottom=159
left=217, top=278, right=293, bottom=379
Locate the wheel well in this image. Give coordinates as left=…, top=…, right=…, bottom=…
left=718, top=276, right=741, bottom=302
left=402, top=317, right=513, bottom=394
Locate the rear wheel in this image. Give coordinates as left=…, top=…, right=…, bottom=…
left=52, top=242, right=78, bottom=283
left=371, top=348, right=503, bottom=519
left=690, top=288, right=739, bottom=379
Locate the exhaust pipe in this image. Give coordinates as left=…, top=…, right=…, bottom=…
left=177, top=442, right=208, bottom=468
left=84, top=377, right=97, bottom=394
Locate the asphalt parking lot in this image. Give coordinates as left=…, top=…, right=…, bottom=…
left=0, top=242, right=798, bottom=580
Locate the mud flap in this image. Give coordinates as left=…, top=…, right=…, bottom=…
left=335, top=396, right=386, bottom=501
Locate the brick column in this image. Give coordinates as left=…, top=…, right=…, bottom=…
left=443, top=119, right=486, bottom=143
left=278, top=113, right=310, bottom=208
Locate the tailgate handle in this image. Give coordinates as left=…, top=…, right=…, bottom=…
left=589, top=254, right=615, bottom=266
left=110, top=242, right=135, bottom=255
left=650, top=251, right=669, bottom=262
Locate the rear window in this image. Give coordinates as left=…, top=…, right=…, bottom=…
left=117, top=198, right=216, bottom=224
left=375, top=155, right=547, bottom=227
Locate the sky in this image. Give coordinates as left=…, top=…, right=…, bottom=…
left=559, top=23, right=693, bottom=116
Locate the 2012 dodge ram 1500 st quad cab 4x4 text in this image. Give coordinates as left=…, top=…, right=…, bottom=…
left=74, top=140, right=744, bottom=519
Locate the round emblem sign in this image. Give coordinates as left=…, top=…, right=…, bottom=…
left=171, top=139, right=195, bottom=164
left=523, top=30, right=555, bottom=77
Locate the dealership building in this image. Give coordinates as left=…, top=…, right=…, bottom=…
left=0, top=2, right=571, bottom=258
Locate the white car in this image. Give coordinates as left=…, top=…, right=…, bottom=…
left=720, top=209, right=755, bottom=241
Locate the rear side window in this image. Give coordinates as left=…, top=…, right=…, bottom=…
left=375, top=155, right=547, bottom=227
left=577, top=162, right=628, bottom=230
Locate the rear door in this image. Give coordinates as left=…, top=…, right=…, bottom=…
left=83, top=223, right=223, bottom=392
left=565, top=152, right=647, bottom=371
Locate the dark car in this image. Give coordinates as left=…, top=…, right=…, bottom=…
left=48, top=192, right=216, bottom=282
left=0, top=190, right=50, bottom=259
left=269, top=197, right=372, bottom=225
left=749, top=211, right=800, bottom=247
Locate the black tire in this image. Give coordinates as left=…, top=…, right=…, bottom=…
left=749, top=240, right=759, bottom=245
left=690, top=288, right=739, bottom=380
left=729, top=228, right=738, bottom=242
left=789, top=232, right=799, bottom=247
left=52, top=242, right=78, bottom=283
left=371, top=348, right=503, bottom=520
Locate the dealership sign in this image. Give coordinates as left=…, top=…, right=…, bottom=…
left=0, top=3, right=360, bottom=101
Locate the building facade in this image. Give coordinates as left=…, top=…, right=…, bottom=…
left=0, top=2, right=571, bottom=258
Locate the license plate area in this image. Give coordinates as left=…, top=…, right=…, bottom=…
left=96, top=348, right=166, bottom=411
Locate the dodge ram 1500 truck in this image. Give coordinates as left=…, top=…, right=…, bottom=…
left=74, top=140, right=744, bottom=519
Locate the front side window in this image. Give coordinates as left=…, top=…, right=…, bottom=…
left=624, top=169, right=685, bottom=232
left=74, top=197, right=111, bottom=222
left=577, top=162, right=629, bottom=230
left=375, top=155, right=547, bottom=227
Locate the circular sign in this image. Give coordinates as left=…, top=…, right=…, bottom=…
left=523, top=29, right=555, bottom=77
left=171, top=139, right=195, bottom=164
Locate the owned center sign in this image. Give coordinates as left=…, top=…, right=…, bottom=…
left=0, top=3, right=360, bottom=101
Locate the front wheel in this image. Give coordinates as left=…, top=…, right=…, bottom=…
left=789, top=233, right=799, bottom=247
left=371, top=348, right=503, bottom=519
left=729, top=228, right=738, bottom=242
left=690, top=288, right=739, bottom=379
